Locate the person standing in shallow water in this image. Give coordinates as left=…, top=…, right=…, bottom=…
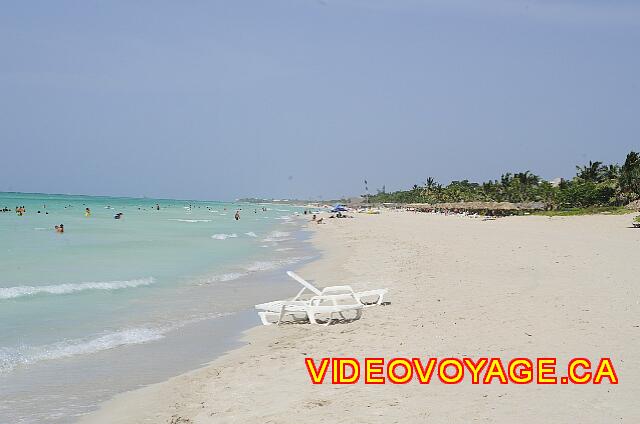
left=85, top=208, right=91, bottom=217
left=234, top=211, right=240, bottom=221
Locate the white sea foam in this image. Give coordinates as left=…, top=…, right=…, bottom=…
left=216, top=272, right=246, bottom=282
left=0, top=328, right=164, bottom=373
left=0, top=312, right=232, bottom=373
left=199, top=272, right=248, bottom=284
left=245, top=256, right=311, bottom=272
left=276, top=247, right=294, bottom=251
left=262, top=230, right=292, bottom=242
left=211, top=233, right=238, bottom=240
left=199, top=256, right=311, bottom=286
left=33, top=227, right=47, bottom=231
left=0, top=278, right=156, bottom=300
left=168, top=219, right=212, bottom=223
left=245, top=261, right=280, bottom=272
left=244, top=232, right=257, bottom=237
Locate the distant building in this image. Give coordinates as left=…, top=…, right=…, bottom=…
left=549, top=177, right=564, bottom=187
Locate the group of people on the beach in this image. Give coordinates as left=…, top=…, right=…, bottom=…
left=306, top=209, right=354, bottom=224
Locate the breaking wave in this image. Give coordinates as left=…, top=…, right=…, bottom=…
left=0, top=278, right=156, bottom=300
left=198, top=256, right=312, bottom=286
left=211, top=233, right=238, bottom=240
left=262, top=231, right=292, bottom=242
left=0, top=312, right=231, bottom=373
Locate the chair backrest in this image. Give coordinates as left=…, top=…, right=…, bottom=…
left=320, top=285, right=354, bottom=296
left=286, top=271, right=322, bottom=295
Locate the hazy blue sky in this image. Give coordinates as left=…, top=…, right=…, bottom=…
left=1, top=0, right=638, bottom=200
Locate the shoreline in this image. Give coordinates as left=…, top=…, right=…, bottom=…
left=79, top=211, right=639, bottom=423
left=0, top=198, right=314, bottom=423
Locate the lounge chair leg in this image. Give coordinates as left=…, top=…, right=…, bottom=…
left=278, top=307, right=289, bottom=325
left=258, top=312, right=273, bottom=326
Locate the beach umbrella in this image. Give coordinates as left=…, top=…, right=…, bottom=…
left=331, top=204, right=348, bottom=212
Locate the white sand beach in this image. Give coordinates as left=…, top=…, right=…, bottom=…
left=79, top=211, right=640, bottom=423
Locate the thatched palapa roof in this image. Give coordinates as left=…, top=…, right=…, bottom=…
left=407, top=201, right=546, bottom=211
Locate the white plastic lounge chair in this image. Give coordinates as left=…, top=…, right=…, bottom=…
left=285, top=271, right=388, bottom=308
left=256, top=293, right=363, bottom=326
left=254, top=271, right=387, bottom=325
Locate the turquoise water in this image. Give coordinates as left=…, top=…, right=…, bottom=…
left=0, top=192, right=312, bottom=422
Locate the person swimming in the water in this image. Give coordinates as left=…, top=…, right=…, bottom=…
left=114, top=212, right=123, bottom=220
left=55, top=224, right=64, bottom=233
left=85, top=208, right=91, bottom=217
left=234, top=211, right=240, bottom=221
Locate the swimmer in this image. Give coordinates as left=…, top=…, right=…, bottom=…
left=234, top=211, right=240, bottom=221
left=55, top=224, right=64, bottom=233
left=156, top=204, right=160, bottom=210
left=85, top=208, right=91, bottom=217
left=114, top=212, right=123, bottom=220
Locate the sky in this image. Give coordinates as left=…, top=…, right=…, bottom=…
left=1, top=0, right=639, bottom=201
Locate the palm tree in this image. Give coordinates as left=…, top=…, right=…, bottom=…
left=576, top=161, right=605, bottom=182
left=619, top=152, right=640, bottom=201
left=602, top=164, right=621, bottom=180
left=425, top=177, right=436, bottom=190
left=420, top=177, right=437, bottom=201
left=500, top=173, right=512, bottom=186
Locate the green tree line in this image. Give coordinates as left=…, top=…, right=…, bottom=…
left=368, top=151, right=640, bottom=209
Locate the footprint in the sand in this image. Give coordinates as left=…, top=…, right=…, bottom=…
left=304, top=399, right=332, bottom=408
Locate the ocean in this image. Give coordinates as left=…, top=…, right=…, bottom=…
left=0, top=192, right=314, bottom=423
